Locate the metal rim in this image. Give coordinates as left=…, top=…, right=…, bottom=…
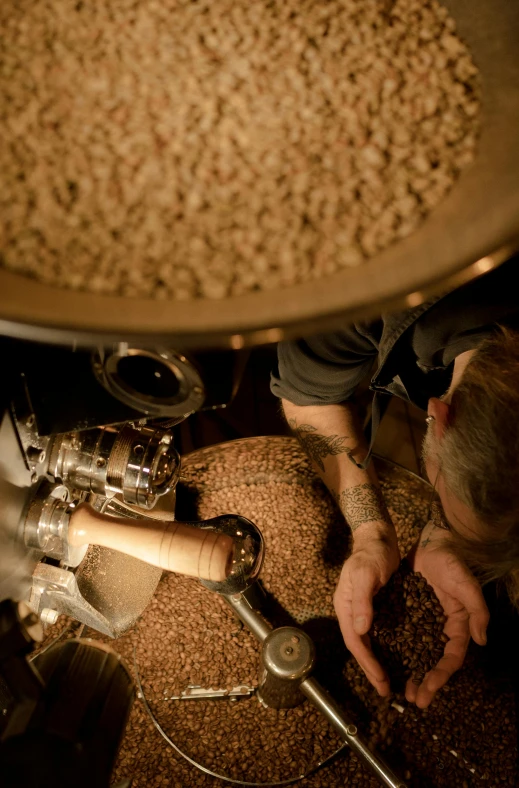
left=93, top=348, right=205, bottom=416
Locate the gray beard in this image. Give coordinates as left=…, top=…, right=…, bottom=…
left=421, top=423, right=441, bottom=473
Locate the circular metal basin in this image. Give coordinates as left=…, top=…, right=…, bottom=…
left=0, top=0, right=517, bottom=349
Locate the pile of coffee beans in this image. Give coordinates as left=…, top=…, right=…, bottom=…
left=370, top=565, right=447, bottom=691
left=37, top=438, right=517, bottom=787
left=0, top=0, right=480, bottom=300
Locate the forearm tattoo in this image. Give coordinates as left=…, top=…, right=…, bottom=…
left=288, top=419, right=352, bottom=472
left=333, top=483, right=391, bottom=531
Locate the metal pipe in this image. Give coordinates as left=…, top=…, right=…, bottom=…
left=301, top=677, right=407, bottom=788
left=223, top=592, right=272, bottom=642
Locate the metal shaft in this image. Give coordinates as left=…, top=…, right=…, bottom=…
left=301, top=678, right=406, bottom=788
left=224, top=592, right=272, bottom=642
left=224, top=590, right=407, bottom=788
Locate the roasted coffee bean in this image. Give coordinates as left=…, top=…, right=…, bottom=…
left=36, top=439, right=517, bottom=787
left=370, top=564, right=450, bottom=690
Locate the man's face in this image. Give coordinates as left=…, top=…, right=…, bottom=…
left=422, top=423, right=483, bottom=542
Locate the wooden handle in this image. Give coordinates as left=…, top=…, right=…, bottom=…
left=68, top=504, right=234, bottom=582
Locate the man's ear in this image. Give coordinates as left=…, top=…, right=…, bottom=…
left=427, top=397, right=450, bottom=440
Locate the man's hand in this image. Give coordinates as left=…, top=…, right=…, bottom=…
left=333, top=531, right=400, bottom=697
left=405, top=521, right=489, bottom=709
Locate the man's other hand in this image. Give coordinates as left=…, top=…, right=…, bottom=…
left=404, top=525, right=489, bottom=708
left=333, top=533, right=400, bottom=697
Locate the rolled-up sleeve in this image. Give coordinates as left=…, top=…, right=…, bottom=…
left=270, top=323, right=381, bottom=406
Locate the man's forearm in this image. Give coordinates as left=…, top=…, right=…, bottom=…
left=282, top=399, right=396, bottom=543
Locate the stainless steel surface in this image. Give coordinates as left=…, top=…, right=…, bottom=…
left=92, top=493, right=177, bottom=522
left=163, top=684, right=256, bottom=701
left=93, top=346, right=206, bottom=416
left=23, top=484, right=87, bottom=568
left=74, top=545, right=162, bottom=638
left=301, top=678, right=407, bottom=788
left=258, top=627, right=316, bottom=709
left=200, top=515, right=265, bottom=595
left=27, top=551, right=161, bottom=638
left=224, top=592, right=272, bottom=643
left=9, top=402, right=50, bottom=482
left=0, top=1, right=517, bottom=347
left=28, top=562, right=116, bottom=636
left=48, top=424, right=181, bottom=509
left=2, top=401, right=170, bottom=633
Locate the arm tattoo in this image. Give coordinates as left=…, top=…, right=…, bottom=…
left=288, top=419, right=352, bottom=472
left=333, top=483, right=391, bottom=531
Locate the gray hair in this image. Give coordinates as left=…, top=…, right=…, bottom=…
left=426, top=326, right=519, bottom=605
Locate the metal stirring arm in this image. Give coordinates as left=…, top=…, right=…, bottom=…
left=223, top=590, right=407, bottom=788
left=192, top=515, right=405, bottom=787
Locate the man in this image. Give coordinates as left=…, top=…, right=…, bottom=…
left=271, top=254, right=519, bottom=708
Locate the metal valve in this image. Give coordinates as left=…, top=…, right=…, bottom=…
left=46, top=424, right=181, bottom=509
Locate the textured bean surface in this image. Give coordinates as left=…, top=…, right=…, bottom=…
left=39, top=438, right=517, bottom=786
left=0, top=0, right=480, bottom=300
left=370, top=566, right=448, bottom=691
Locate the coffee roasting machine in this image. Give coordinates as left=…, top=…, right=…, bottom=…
left=0, top=0, right=518, bottom=786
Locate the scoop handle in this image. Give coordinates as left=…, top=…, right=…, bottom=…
left=68, top=504, right=234, bottom=582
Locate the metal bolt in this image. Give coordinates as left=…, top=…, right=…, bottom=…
left=133, top=444, right=144, bottom=455
left=40, top=608, right=59, bottom=625
left=346, top=724, right=358, bottom=736
left=26, top=414, right=35, bottom=428
left=284, top=646, right=294, bottom=655
left=96, top=457, right=106, bottom=468
left=31, top=472, right=38, bottom=484
left=27, top=446, right=46, bottom=464
left=291, top=636, right=300, bottom=644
